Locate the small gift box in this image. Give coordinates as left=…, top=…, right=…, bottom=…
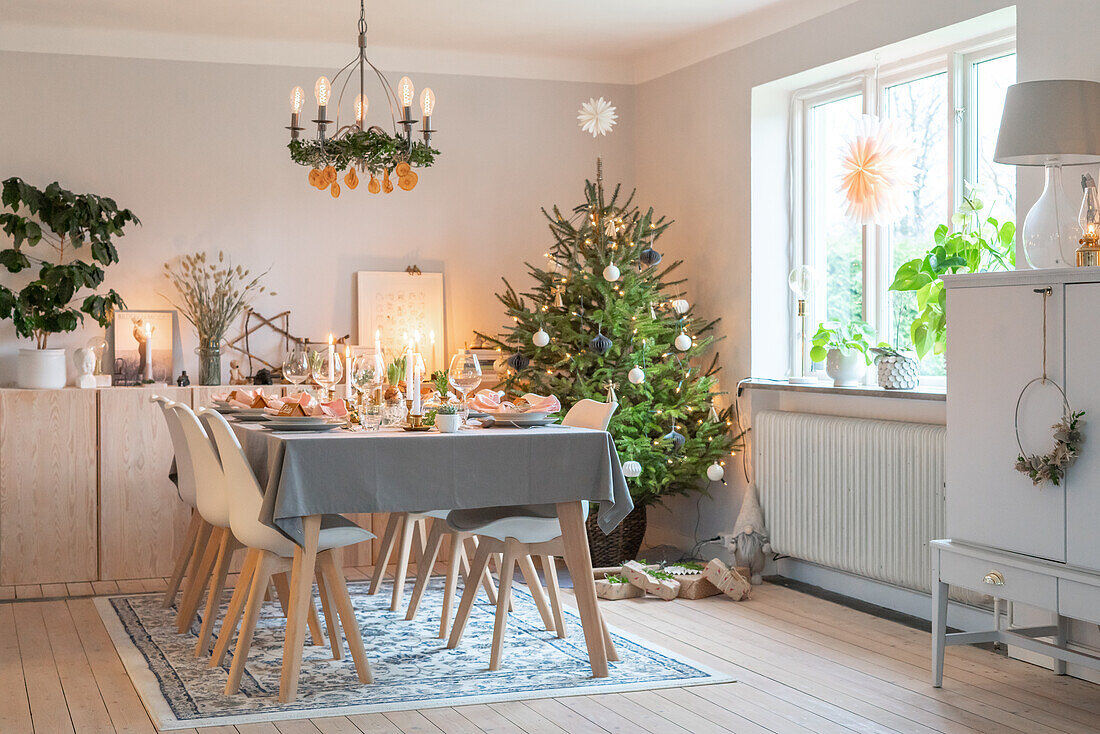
left=622, top=560, right=680, bottom=601
left=664, top=564, right=720, bottom=600
left=703, top=558, right=751, bottom=601
left=595, top=575, right=645, bottom=600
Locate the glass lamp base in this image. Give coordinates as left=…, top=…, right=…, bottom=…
left=1023, top=163, right=1079, bottom=269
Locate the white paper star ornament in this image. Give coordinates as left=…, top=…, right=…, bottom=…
left=578, top=97, right=618, bottom=138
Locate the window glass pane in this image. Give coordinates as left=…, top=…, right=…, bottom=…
left=808, top=94, right=863, bottom=328
left=974, top=53, right=1016, bottom=226
left=884, top=72, right=949, bottom=376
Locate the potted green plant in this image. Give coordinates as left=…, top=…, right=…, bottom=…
left=0, top=177, right=139, bottom=388
left=810, top=319, right=875, bottom=386
left=434, top=403, right=461, bottom=433
left=870, top=344, right=919, bottom=390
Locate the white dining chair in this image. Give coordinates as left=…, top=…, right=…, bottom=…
left=200, top=407, right=376, bottom=695
left=152, top=395, right=212, bottom=609
left=445, top=398, right=620, bottom=670
left=171, top=403, right=327, bottom=658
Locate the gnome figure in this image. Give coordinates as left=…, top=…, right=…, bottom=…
left=731, top=483, right=771, bottom=584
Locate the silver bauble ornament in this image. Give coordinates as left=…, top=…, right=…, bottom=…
left=674, top=332, right=692, bottom=351
left=622, top=460, right=642, bottom=478
left=707, top=462, right=725, bottom=482
left=532, top=328, right=550, bottom=347
left=639, top=248, right=662, bottom=266
left=602, top=263, right=621, bottom=282
left=628, top=366, right=645, bottom=384
left=589, top=332, right=613, bottom=355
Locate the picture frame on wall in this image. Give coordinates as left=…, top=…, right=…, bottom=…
left=109, top=309, right=182, bottom=386
left=356, top=270, right=444, bottom=373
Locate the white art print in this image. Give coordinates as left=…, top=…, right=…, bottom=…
left=356, top=271, right=444, bottom=373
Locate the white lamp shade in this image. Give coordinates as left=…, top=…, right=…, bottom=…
left=994, top=80, right=1100, bottom=166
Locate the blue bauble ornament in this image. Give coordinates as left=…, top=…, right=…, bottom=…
left=589, top=332, right=613, bottom=355
left=639, top=248, right=662, bottom=266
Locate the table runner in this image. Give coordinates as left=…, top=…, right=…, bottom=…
left=230, top=423, right=633, bottom=544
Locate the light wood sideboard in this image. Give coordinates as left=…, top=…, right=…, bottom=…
left=0, top=385, right=376, bottom=585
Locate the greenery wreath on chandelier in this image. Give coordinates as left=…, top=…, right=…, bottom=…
left=288, top=128, right=438, bottom=177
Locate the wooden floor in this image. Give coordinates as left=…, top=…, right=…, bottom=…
left=2, top=569, right=1098, bottom=734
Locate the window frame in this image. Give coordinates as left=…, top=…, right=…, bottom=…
left=789, top=32, right=1015, bottom=381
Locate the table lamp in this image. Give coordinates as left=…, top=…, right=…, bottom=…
left=788, top=265, right=817, bottom=384
left=994, top=79, right=1100, bottom=269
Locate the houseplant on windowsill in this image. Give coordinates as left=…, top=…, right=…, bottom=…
left=162, top=252, right=272, bottom=385
left=870, top=344, right=919, bottom=390
left=809, top=319, right=875, bottom=386
left=0, top=177, right=139, bottom=389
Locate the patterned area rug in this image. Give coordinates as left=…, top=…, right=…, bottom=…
left=95, top=578, right=732, bottom=730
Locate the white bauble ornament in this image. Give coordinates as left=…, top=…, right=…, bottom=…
left=674, top=332, right=692, bottom=351
left=628, top=366, right=645, bottom=384
left=622, top=460, right=642, bottom=478
left=602, top=264, right=621, bottom=282
left=532, top=328, right=550, bottom=347
left=707, top=462, right=725, bottom=482
left=672, top=298, right=690, bottom=315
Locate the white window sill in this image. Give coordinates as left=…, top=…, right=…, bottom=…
left=741, top=378, right=946, bottom=402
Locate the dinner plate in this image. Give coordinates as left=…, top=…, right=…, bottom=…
left=212, top=405, right=240, bottom=414
left=481, top=416, right=559, bottom=428
left=265, top=414, right=329, bottom=423
left=485, top=411, right=550, bottom=421
left=260, top=422, right=341, bottom=432
left=230, top=411, right=270, bottom=422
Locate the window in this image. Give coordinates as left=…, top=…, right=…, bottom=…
left=794, top=38, right=1016, bottom=379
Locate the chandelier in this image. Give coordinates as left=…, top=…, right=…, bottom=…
left=285, top=1, right=439, bottom=197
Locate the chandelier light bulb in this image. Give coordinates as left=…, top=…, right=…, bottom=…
left=420, top=88, right=435, bottom=116
left=355, top=94, right=368, bottom=124
left=398, top=76, right=415, bottom=108
left=314, top=76, right=331, bottom=107
left=289, top=86, right=304, bottom=114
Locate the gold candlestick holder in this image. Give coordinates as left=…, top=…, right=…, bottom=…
left=408, top=412, right=424, bottom=428
left=1077, top=231, right=1100, bottom=267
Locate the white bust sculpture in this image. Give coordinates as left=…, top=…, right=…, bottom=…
left=74, top=347, right=97, bottom=389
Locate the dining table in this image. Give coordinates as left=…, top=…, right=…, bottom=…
left=229, top=419, right=633, bottom=703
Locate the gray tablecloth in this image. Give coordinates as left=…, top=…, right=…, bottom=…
left=230, top=422, right=633, bottom=545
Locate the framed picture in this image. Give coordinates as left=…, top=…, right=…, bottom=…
left=356, top=270, right=444, bottom=373
left=110, top=309, right=182, bottom=385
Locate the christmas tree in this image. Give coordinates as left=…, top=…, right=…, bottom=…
left=476, top=159, right=741, bottom=509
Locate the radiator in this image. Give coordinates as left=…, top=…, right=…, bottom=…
left=756, top=410, right=946, bottom=593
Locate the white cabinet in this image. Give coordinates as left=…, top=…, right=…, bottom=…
left=1065, top=283, right=1100, bottom=570
left=945, top=282, right=1065, bottom=561
left=933, top=270, right=1100, bottom=687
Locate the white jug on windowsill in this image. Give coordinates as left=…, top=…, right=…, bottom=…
left=825, top=348, right=865, bottom=387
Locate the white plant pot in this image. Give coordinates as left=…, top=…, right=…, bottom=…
left=436, top=413, right=462, bottom=433
left=825, top=349, right=865, bottom=387
left=17, top=348, right=68, bottom=389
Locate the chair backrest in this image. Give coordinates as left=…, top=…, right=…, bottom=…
left=157, top=399, right=198, bottom=508
left=169, top=403, right=232, bottom=528
left=562, top=398, right=618, bottom=431
left=198, top=408, right=280, bottom=552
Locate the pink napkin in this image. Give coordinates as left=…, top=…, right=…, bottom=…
left=515, top=393, right=561, bottom=413
left=470, top=390, right=503, bottom=412
left=319, top=400, right=348, bottom=418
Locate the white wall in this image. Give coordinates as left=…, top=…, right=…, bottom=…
left=633, top=0, right=1100, bottom=548
left=0, top=51, right=633, bottom=383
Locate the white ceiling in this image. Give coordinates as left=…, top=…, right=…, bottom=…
left=0, top=0, right=857, bottom=83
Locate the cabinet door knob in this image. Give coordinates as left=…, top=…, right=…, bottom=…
left=983, top=570, right=1005, bottom=586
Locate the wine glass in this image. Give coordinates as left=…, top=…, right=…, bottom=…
left=448, top=351, right=482, bottom=423
left=311, top=349, right=344, bottom=401
left=282, top=346, right=311, bottom=388
left=350, top=353, right=381, bottom=408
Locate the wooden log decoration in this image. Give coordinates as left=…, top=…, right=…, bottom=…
left=703, top=558, right=752, bottom=601
left=621, top=560, right=680, bottom=601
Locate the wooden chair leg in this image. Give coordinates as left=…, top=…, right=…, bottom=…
left=368, top=513, right=401, bottom=595
left=209, top=548, right=260, bottom=668
left=194, top=531, right=237, bottom=657
left=542, top=555, right=567, bottom=639
left=185, top=520, right=213, bottom=586
left=517, top=553, right=555, bottom=632
left=390, top=514, right=416, bottom=612
left=600, top=607, right=619, bottom=662
left=447, top=541, right=493, bottom=649
left=411, top=517, right=429, bottom=577
left=439, top=531, right=465, bottom=639
left=225, top=551, right=276, bottom=695
left=406, top=520, right=445, bottom=621
left=176, top=526, right=223, bottom=633
left=318, top=550, right=372, bottom=684
left=490, top=540, right=520, bottom=671
left=163, top=511, right=201, bottom=608
left=306, top=594, right=326, bottom=648
left=272, top=573, right=291, bottom=616
left=462, top=535, right=500, bottom=606
left=315, top=569, right=343, bottom=660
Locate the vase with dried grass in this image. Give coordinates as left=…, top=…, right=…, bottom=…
left=162, top=251, right=272, bottom=385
